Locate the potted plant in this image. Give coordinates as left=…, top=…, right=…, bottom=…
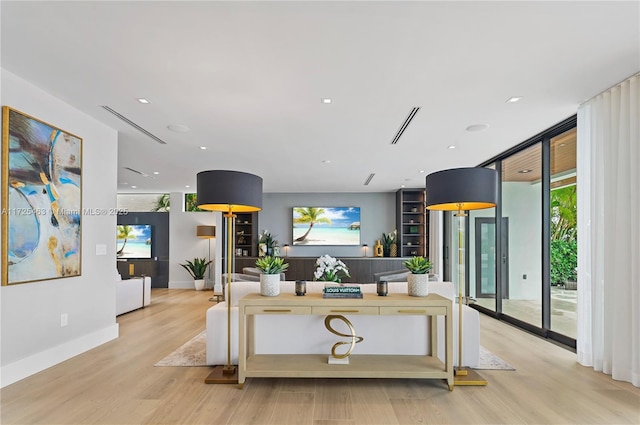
left=403, top=256, right=433, bottom=297
left=180, top=258, right=212, bottom=291
left=313, top=254, right=350, bottom=283
left=382, top=230, right=397, bottom=257
left=255, top=256, right=289, bottom=296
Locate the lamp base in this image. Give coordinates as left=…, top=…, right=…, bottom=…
left=454, top=367, right=488, bottom=386
left=204, top=365, right=238, bottom=385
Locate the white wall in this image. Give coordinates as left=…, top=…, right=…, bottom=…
left=260, top=192, right=396, bottom=258
left=0, top=69, right=119, bottom=387
left=168, top=192, right=222, bottom=289
left=502, top=182, right=541, bottom=300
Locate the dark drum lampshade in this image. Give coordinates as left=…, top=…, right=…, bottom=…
left=197, top=170, right=263, bottom=212
left=426, top=167, right=498, bottom=211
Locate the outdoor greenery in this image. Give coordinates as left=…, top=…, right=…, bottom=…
left=550, top=185, right=577, bottom=286
left=255, top=256, right=289, bottom=274
left=403, top=256, right=433, bottom=274
left=185, top=193, right=205, bottom=212
left=152, top=194, right=170, bottom=212
left=550, top=240, right=577, bottom=284
left=180, top=258, right=212, bottom=280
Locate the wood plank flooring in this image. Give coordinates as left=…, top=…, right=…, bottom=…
left=1, top=288, right=638, bottom=424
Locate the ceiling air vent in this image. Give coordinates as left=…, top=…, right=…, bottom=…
left=100, top=105, right=167, bottom=145
left=123, top=167, right=149, bottom=177
left=390, top=107, right=420, bottom=145
left=364, top=173, right=375, bottom=186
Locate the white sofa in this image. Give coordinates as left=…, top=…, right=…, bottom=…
left=116, top=276, right=151, bottom=316
left=206, top=280, right=480, bottom=367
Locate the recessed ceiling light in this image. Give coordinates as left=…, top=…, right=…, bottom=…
left=137, top=98, right=150, bottom=104
left=200, top=146, right=207, bottom=150
left=130, top=185, right=137, bottom=188
left=506, top=96, right=523, bottom=103
left=167, top=124, right=190, bottom=133
left=321, top=98, right=332, bottom=104
left=400, top=184, right=406, bottom=188
left=466, top=124, right=490, bottom=132
left=185, top=185, right=190, bottom=188
left=153, top=171, right=159, bottom=175
left=448, top=145, right=456, bottom=149
left=518, top=169, right=532, bottom=174
left=419, top=170, right=425, bottom=173
left=322, top=159, right=331, bottom=163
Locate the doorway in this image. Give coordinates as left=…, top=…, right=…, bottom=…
left=475, top=217, right=509, bottom=299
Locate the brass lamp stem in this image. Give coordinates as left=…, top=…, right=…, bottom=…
left=456, top=204, right=467, bottom=374
left=224, top=207, right=235, bottom=374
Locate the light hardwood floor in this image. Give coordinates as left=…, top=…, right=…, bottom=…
left=1, top=289, right=638, bottom=425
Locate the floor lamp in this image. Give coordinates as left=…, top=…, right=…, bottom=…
left=426, top=167, right=497, bottom=386
left=196, top=225, right=216, bottom=292
left=196, top=170, right=263, bottom=384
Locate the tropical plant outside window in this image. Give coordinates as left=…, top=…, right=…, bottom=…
left=152, top=194, right=170, bottom=212
left=550, top=185, right=577, bottom=285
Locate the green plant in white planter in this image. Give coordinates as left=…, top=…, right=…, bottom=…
left=255, top=256, right=289, bottom=296
left=180, top=258, right=212, bottom=291
left=403, top=256, right=433, bottom=297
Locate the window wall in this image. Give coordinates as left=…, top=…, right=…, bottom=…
left=464, top=117, right=577, bottom=347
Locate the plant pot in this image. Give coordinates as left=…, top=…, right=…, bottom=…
left=407, top=273, right=429, bottom=297
left=260, top=273, right=281, bottom=297
left=194, top=279, right=205, bottom=291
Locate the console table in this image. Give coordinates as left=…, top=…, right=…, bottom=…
left=238, top=292, right=454, bottom=390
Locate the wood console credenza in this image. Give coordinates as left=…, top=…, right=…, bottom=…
left=238, top=292, right=454, bottom=390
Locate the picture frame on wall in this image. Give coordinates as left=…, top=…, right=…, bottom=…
left=1, top=106, right=83, bottom=285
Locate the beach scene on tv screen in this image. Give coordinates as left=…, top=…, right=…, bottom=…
left=293, top=207, right=360, bottom=245
left=117, top=224, right=152, bottom=258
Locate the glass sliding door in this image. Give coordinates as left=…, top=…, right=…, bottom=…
left=469, top=163, right=498, bottom=312
left=500, top=143, right=543, bottom=328
left=550, top=129, right=577, bottom=338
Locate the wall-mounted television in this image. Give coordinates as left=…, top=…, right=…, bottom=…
left=292, top=207, right=360, bottom=246
left=117, top=224, right=152, bottom=258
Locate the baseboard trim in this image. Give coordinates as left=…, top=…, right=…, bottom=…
left=0, top=323, right=119, bottom=388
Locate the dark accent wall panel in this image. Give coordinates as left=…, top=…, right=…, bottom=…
left=117, top=212, right=169, bottom=288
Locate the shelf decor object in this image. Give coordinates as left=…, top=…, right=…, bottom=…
left=197, top=170, right=263, bottom=384
left=426, top=167, right=497, bottom=386
left=196, top=225, right=216, bottom=291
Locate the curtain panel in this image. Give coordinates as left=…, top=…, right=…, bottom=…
left=577, top=73, right=639, bottom=387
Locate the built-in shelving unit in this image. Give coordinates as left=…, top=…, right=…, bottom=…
left=396, top=188, right=428, bottom=258
left=229, top=212, right=258, bottom=257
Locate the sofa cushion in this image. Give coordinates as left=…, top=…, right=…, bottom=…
left=242, top=267, right=286, bottom=281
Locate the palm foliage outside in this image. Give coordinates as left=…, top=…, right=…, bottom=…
left=116, top=225, right=136, bottom=256
left=550, top=185, right=577, bottom=285
left=152, top=194, right=170, bottom=212
left=293, top=207, right=332, bottom=243
left=185, top=193, right=205, bottom=212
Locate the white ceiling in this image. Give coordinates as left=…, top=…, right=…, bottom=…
left=2, top=1, right=638, bottom=194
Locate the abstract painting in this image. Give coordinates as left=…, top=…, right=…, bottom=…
left=2, top=107, right=82, bottom=285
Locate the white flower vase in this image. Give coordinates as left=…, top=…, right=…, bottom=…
left=407, top=273, right=429, bottom=297
left=194, top=279, right=205, bottom=291
left=260, top=273, right=281, bottom=297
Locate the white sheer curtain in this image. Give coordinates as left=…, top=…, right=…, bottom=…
left=577, top=73, right=639, bottom=387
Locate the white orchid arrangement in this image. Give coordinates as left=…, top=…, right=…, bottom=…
left=314, top=254, right=350, bottom=283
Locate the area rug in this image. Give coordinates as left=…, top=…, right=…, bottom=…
left=475, top=346, right=516, bottom=370
left=154, top=331, right=207, bottom=367
left=155, top=331, right=515, bottom=370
